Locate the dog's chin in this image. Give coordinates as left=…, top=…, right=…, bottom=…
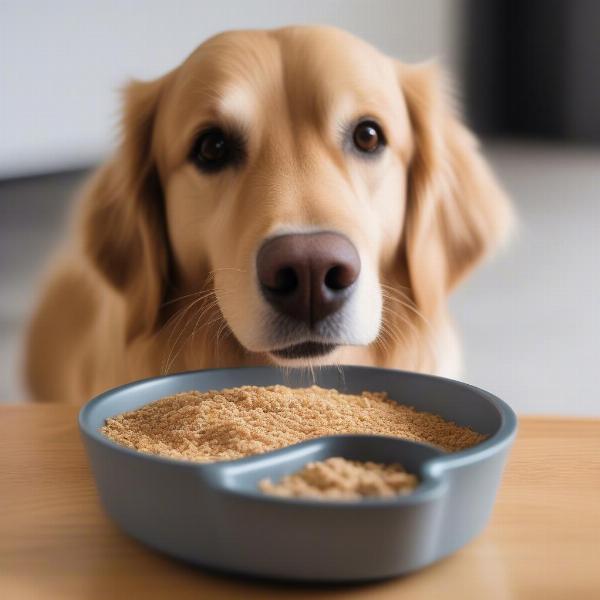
left=269, top=341, right=338, bottom=362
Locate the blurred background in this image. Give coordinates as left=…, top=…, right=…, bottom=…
left=1, top=0, right=598, bottom=413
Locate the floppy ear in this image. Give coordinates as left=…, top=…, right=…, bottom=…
left=399, top=63, right=514, bottom=317
left=80, top=75, right=171, bottom=341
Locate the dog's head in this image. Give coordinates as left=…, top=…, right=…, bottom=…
left=83, top=26, right=512, bottom=368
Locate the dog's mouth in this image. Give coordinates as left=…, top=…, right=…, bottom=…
left=270, top=341, right=338, bottom=359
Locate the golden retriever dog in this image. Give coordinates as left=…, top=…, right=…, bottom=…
left=25, top=26, right=512, bottom=404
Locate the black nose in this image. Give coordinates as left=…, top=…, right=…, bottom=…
left=256, top=232, right=361, bottom=326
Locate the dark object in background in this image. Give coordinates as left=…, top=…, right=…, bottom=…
left=464, top=0, right=600, bottom=142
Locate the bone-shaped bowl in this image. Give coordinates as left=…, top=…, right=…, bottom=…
left=79, top=366, right=516, bottom=581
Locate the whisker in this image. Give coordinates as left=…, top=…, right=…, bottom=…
left=379, top=284, right=437, bottom=367
left=162, top=303, right=202, bottom=375
left=161, top=289, right=230, bottom=374
left=160, top=288, right=218, bottom=308
left=162, top=295, right=206, bottom=351
left=380, top=283, right=433, bottom=330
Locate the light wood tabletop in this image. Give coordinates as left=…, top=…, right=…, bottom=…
left=1, top=405, right=599, bottom=599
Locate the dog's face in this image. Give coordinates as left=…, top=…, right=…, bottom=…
left=156, top=28, right=411, bottom=363
left=84, top=26, right=512, bottom=369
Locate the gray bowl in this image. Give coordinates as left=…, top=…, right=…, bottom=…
left=79, top=366, right=516, bottom=581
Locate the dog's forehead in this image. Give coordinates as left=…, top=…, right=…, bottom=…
left=173, top=27, right=400, bottom=117
left=195, top=28, right=390, bottom=82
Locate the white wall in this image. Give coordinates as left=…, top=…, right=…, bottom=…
left=0, top=0, right=460, bottom=178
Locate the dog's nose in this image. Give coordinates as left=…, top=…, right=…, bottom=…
left=256, top=232, right=361, bottom=325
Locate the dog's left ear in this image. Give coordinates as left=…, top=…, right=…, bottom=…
left=398, top=63, right=514, bottom=317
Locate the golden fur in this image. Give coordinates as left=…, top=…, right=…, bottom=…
left=25, top=26, right=512, bottom=404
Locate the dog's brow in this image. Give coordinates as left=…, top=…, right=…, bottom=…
left=216, top=85, right=255, bottom=131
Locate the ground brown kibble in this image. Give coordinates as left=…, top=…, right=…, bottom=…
left=259, top=457, right=419, bottom=500
left=101, top=385, right=486, bottom=461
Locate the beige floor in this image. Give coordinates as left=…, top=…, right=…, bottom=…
left=1, top=141, right=598, bottom=413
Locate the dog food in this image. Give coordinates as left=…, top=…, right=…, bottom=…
left=259, top=457, right=419, bottom=499
left=102, top=385, right=485, bottom=461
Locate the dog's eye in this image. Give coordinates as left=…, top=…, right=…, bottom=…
left=190, top=128, right=235, bottom=172
left=353, top=121, right=384, bottom=153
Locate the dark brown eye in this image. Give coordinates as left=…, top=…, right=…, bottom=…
left=190, top=127, right=237, bottom=172
left=353, top=120, right=384, bottom=153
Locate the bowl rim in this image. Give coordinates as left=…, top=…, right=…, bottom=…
left=79, top=365, right=517, bottom=507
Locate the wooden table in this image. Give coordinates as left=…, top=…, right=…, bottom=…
left=1, top=405, right=599, bottom=599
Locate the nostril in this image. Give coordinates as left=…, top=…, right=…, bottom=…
left=272, top=267, right=298, bottom=294
left=324, top=265, right=357, bottom=291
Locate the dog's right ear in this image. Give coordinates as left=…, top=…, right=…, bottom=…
left=79, top=73, right=172, bottom=341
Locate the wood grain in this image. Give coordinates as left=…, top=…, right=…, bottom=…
left=1, top=405, right=599, bottom=599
